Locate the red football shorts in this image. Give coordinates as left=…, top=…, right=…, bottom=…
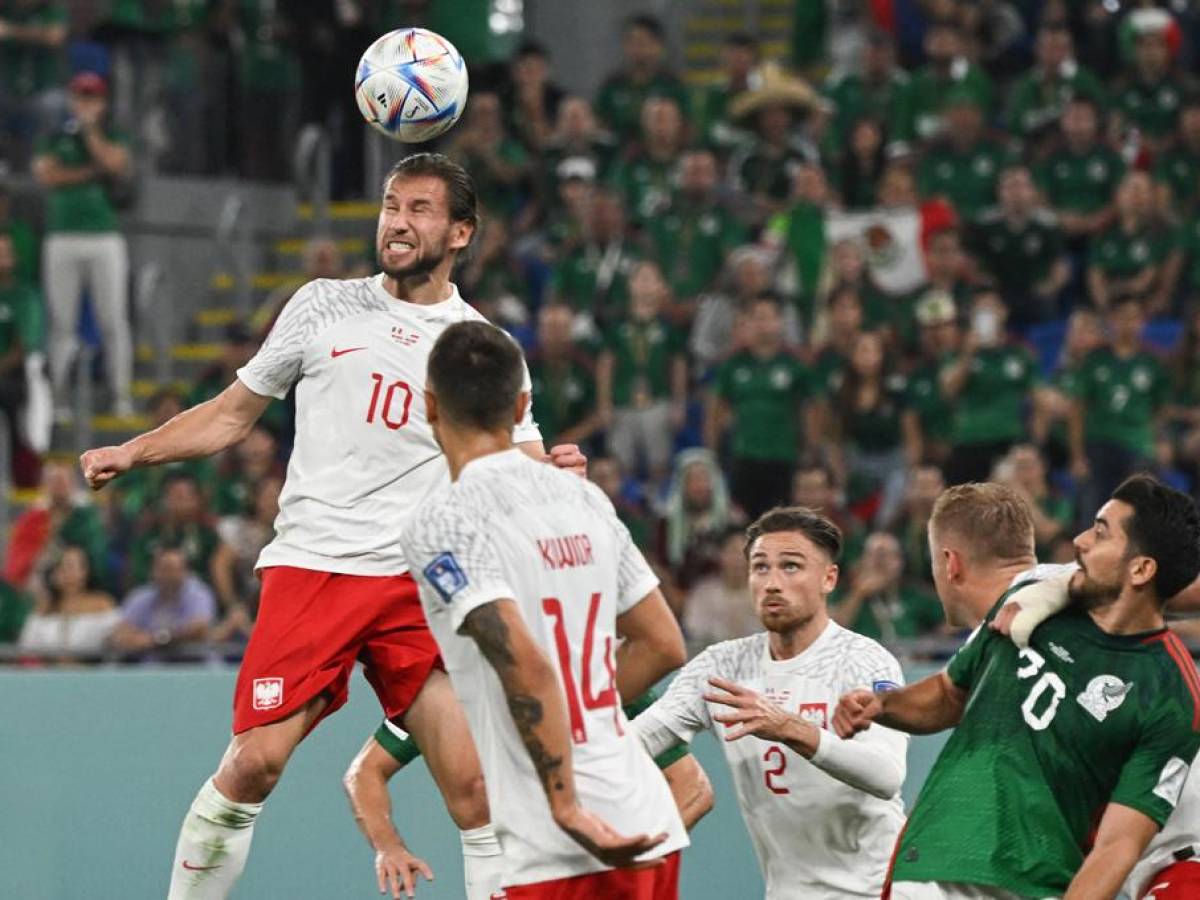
left=232, top=566, right=441, bottom=735
left=504, top=853, right=680, bottom=900
left=1143, top=860, right=1200, bottom=899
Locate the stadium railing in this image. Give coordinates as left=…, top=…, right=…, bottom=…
left=293, top=123, right=332, bottom=236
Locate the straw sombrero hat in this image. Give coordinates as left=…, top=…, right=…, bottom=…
left=729, top=61, right=820, bottom=121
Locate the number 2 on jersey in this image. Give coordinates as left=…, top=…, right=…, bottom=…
left=366, top=373, right=413, bottom=429
left=542, top=593, right=621, bottom=744
left=762, top=746, right=789, bottom=795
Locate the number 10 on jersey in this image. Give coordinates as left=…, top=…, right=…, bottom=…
left=542, top=593, right=622, bottom=744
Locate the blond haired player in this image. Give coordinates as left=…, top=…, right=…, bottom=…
left=79, top=153, right=585, bottom=900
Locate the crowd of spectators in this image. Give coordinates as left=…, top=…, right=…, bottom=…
left=7, top=1, right=1200, bottom=662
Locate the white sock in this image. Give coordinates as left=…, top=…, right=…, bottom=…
left=461, top=823, right=506, bottom=900
left=167, top=778, right=263, bottom=900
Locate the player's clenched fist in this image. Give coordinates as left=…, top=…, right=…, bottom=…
left=79, top=444, right=135, bottom=490
left=833, top=689, right=883, bottom=739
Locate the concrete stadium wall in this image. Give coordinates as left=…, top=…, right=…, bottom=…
left=1, top=667, right=948, bottom=900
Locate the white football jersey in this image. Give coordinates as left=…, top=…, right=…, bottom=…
left=236, top=275, right=541, bottom=575
left=635, top=625, right=908, bottom=899
left=400, top=448, right=689, bottom=888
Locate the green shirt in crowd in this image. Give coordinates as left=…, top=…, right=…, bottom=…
left=1174, top=217, right=1200, bottom=294
left=648, top=198, right=744, bottom=300
left=830, top=371, right=909, bottom=454
left=908, top=63, right=993, bottom=142
left=1035, top=145, right=1125, bottom=215
left=944, top=344, right=1037, bottom=446
left=608, top=154, right=675, bottom=225
left=894, top=592, right=1200, bottom=896
left=594, top=71, right=691, bottom=144
left=823, top=69, right=914, bottom=149
left=1035, top=491, right=1076, bottom=560
left=129, top=521, right=220, bottom=587
left=602, top=317, right=685, bottom=407
left=848, top=583, right=944, bottom=642
left=1088, top=222, right=1173, bottom=282
left=0, top=0, right=66, bottom=98
left=715, top=350, right=813, bottom=463
left=907, top=358, right=955, bottom=448
left=551, top=243, right=639, bottom=323
left=35, top=126, right=129, bottom=234
left=765, top=202, right=825, bottom=324
left=1006, top=64, right=1106, bottom=142
left=528, top=353, right=595, bottom=446
left=1154, top=147, right=1200, bottom=214
left=1072, top=346, right=1168, bottom=457
left=0, top=579, right=30, bottom=642
left=1115, top=75, right=1187, bottom=140
left=918, top=140, right=1011, bottom=219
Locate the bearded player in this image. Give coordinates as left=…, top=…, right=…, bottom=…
left=836, top=478, right=1200, bottom=899
left=79, top=153, right=585, bottom=900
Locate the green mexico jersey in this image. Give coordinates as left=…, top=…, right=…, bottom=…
left=909, top=64, right=993, bottom=142
left=1007, top=65, right=1105, bottom=141
left=529, top=354, right=595, bottom=446
left=1173, top=217, right=1200, bottom=294
left=374, top=687, right=690, bottom=771
left=551, top=243, right=639, bottom=322
left=35, top=126, right=129, bottom=233
left=1154, top=147, right=1200, bottom=214
left=595, top=72, right=691, bottom=143
left=918, top=141, right=1011, bottom=219
left=894, top=594, right=1200, bottom=895
left=648, top=199, right=744, bottom=300
left=824, top=69, right=914, bottom=148
left=715, top=350, right=812, bottom=463
left=1072, top=346, right=1168, bottom=456
left=1036, top=146, right=1124, bottom=215
left=907, top=359, right=955, bottom=445
left=603, top=316, right=685, bottom=407
left=967, top=210, right=1064, bottom=309
left=1115, top=76, right=1185, bottom=140
left=1088, top=223, right=1172, bottom=281
left=0, top=1, right=67, bottom=97
left=944, top=344, right=1037, bottom=445
left=609, top=155, right=675, bottom=225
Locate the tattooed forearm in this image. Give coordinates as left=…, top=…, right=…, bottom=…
left=508, top=694, right=566, bottom=794
left=461, top=602, right=516, bottom=669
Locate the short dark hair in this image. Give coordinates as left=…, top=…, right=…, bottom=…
left=384, top=153, right=478, bottom=230
left=744, top=506, right=843, bottom=562
left=725, top=31, right=757, bottom=50
left=1111, top=474, right=1200, bottom=602
left=626, top=14, right=666, bottom=41
left=428, top=321, right=525, bottom=431
left=745, top=291, right=784, bottom=312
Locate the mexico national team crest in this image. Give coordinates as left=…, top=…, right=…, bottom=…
left=424, top=552, right=469, bottom=603
left=252, top=677, right=284, bottom=711
left=1076, top=674, right=1133, bottom=722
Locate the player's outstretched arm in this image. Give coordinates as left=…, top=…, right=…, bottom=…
left=460, top=598, right=667, bottom=868
left=990, top=568, right=1074, bottom=648
left=1063, top=803, right=1159, bottom=900
left=80, top=380, right=270, bottom=489
left=614, top=588, right=687, bottom=703
left=705, top=677, right=904, bottom=800
left=833, top=672, right=967, bottom=738
left=343, top=736, right=433, bottom=900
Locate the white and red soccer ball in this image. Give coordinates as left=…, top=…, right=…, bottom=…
left=355, top=27, right=469, bottom=143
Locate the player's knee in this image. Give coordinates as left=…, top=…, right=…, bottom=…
left=444, top=770, right=490, bottom=830
left=219, top=738, right=290, bottom=802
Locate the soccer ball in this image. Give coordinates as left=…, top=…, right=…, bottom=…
left=354, top=27, right=469, bottom=143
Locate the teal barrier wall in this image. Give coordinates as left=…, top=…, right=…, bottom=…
left=0, top=667, right=948, bottom=900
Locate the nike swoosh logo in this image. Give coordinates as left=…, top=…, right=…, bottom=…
left=331, top=346, right=367, bottom=358
left=182, top=861, right=222, bottom=871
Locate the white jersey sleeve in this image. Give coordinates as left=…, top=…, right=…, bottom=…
left=404, top=503, right=517, bottom=634
left=633, top=647, right=719, bottom=755
left=237, top=281, right=325, bottom=399
left=579, top=482, right=659, bottom=614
